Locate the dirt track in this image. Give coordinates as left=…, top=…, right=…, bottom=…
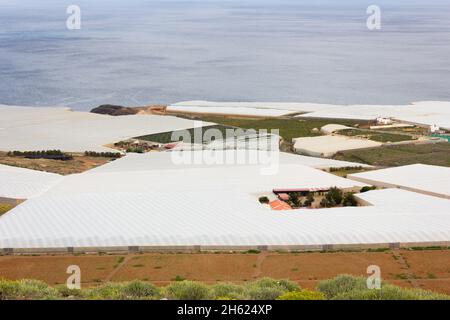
left=1, top=249, right=449, bottom=294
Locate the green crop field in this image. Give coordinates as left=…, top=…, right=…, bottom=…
left=186, top=116, right=367, bottom=142
left=136, top=125, right=235, bottom=144
left=337, top=128, right=415, bottom=143
left=333, top=143, right=450, bottom=167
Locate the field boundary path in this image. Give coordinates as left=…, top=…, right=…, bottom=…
left=252, top=252, right=269, bottom=279
left=105, top=255, right=132, bottom=282
left=392, top=250, right=421, bottom=289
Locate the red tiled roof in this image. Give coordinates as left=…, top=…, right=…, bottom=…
left=269, top=200, right=292, bottom=211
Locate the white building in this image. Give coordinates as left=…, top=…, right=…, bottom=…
left=376, top=117, right=393, bottom=125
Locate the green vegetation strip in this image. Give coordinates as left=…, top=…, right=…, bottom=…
left=337, top=129, right=415, bottom=143
left=333, top=143, right=450, bottom=167
left=7, top=150, right=73, bottom=161
left=136, top=125, right=236, bottom=144
left=0, top=203, right=14, bottom=216
left=0, top=275, right=448, bottom=300
left=174, top=116, right=365, bottom=141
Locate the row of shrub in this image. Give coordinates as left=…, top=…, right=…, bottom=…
left=84, top=151, right=121, bottom=158
left=329, top=166, right=364, bottom=172
left=125, top=147, right=145, bottom=153
left=287, top=187, right=358, bottom=209
left=1, top=275, right=448, bottom=300
left=7, top=150, right=73, bottom=161
left=8, top=150, right=65, bottom=156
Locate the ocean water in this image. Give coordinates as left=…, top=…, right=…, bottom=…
left=0, top=0, right=449, bottom=110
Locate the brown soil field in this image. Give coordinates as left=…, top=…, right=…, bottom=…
left=1, top=250, right=449, bottom=293
left=260, top=252, right=404, bottom=280
left=401, top=250, right=450, bottom=279
left=112, top=254, right=258, bottom=283
left=0, top=255, right=122, bottom=286
left=0, top=152, right=115, bottom=175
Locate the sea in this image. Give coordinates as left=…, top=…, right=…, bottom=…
left=0, top=0, right=449, bottom=110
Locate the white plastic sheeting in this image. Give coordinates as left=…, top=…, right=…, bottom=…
left=167, top=105, right=294, bottom=117
left=0, top=164, right=62, bottom=199
left=355, top=188, right=450, bottom=210
left=293, top=136, right=382, bottom=157
left=172, top=100, right=450, bottom=129
left=87, top=151, right=372, bottom=174
left=0, top=189, right=449, bottom=248
left=321, top=124, right=352, bottom=134
left=0, top=105, right=215, bottom=152
left=44, top=163, right=365, bottom=197
left=349, top=164, right=450, bottom=199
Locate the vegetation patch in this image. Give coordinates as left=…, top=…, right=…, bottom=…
left=0, top=203, right=15, bottom=216
left=333, top=143, right=450, bottom=167
left=328, top=166, right=371, bottom=178
left=337, top=128, right=415, bottom=143
left=84, top=151, right=121, bottom=158
left=136, top=125, right=236, bottom=144
left=277, top=290, right=325, bottom=300
left=317, top=274, right=448, bottom=300
left=7, top=150, right=73, bottom=161
left=184, top=116, right=366, bottom=142
left=0, top=151, right=115, bottom=175
left=1, top=275, right=448, bottom=300
left=90, top=104, right=138, bottom=116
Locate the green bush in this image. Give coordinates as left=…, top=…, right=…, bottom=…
left=0, top=279, right=59, bottom=300
left=1, top=276, right=449, bottom=300
left=326, top=187, right=343, bottom=205
left=258, top=196, right=269, bottom=204
left=288, top=192, right=301, bottom=207
left=277, top=290, right=325, bottom=300
left=303, top=193, right=315, bottom=207
left=56, top=285, right=84, bottom=299
left=332, top=284, right=450, bottom=300
left=85, top=283, right=125, bottom=300
left=317, top=274, right=367, bottom=299
left=0, top=279, right=19, bottom=300
left=126, top=147, right=145, bottom=154
left=342, top=192, right=358, bottom=207
left=360, top=186, right=377, bottom=193
left=84, top=151, right=121, bottom=158
left=212, top=283, right=245, bottom=300
left=120, top=281, right=160, bottom=299
left=243, top=278, right=299, bottom=300
left=164, top=281, right=211, bottom=300
left=320, top=197, right=335, bottom=208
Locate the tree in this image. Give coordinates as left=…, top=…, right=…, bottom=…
left=342, top=193, right=358, bottom=207
left=360, top=186, right=376, bottom=193
left=259, top=196, right=269, bottom=204
left=289, top=192, right=301, bottom=208
left=320, top=197, right=335, bottom=208
left=326, top=187, right=343, bottom=205
left=304, top=193, right=315, bottom=207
